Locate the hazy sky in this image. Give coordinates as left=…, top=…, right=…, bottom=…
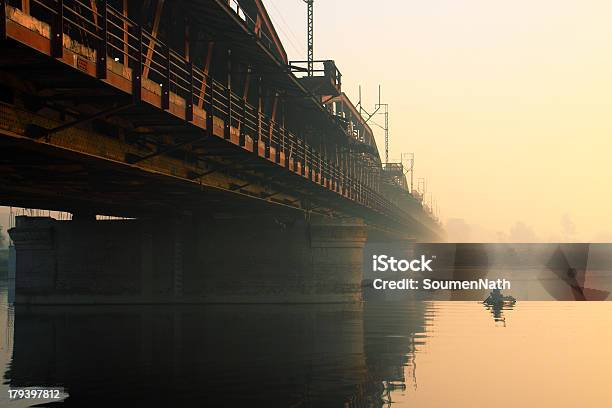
left=265, top=0, right=612, bottom=242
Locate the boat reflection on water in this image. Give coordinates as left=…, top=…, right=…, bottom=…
left=2, top=294, right=431, bottom=407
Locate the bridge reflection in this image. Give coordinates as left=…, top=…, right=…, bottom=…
left=4, top=299, right=431, bottom=407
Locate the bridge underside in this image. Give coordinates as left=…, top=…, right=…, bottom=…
left=0, top=134, right=310, bottom=219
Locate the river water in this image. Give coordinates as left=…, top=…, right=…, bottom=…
left=0, top=282, right=611, bottom=407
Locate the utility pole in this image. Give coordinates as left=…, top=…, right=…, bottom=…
left=417, top=177, right=427, bottom=195
left=375, top=85, right=389, bottom=163
left=410, top=155, right=414, bottom=193
left=303, top=0, right=314, bottom=76
left=402, top=153, right=415, bottom=193
left=359, top=86, right=390, bottom=165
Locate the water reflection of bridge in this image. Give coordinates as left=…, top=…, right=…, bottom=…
left=4, top=300, right=431, bottom=407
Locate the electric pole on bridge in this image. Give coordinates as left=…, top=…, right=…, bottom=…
left=402, top=153, right=415, bottom=193
left=303, top=0, right=314, bottom=76
left=358, top=85, right=390, bottom=164
left=375, top=85, right=389, bottom=164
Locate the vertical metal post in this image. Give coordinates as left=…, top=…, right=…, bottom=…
left=256, top=109, right=261, bottom=154
left=225, top=86, right=232, bottom=140
left=161, top=44, right=170, bottom=109
left=318, top=139, right=322, bottom=184
left=281, top=127, right=287, bottom=166
left=302, top=140, right=308, bottom=177
left=275, top=123, right=281, bottom=163
left=333, top=145, right=339, bottom=191
left=342, top=152, right=346, bottom=193
left=132, top=26, right=142, bottom=103
left=96, top=0, right=108, bottom=79
left=206, top=73, right=213, bottom=136
left=225, top=48, right=231, bottom=140
left=323, top=144, right=328, bottom=185
left=186, top=61, right=194, bottom=122
left=304, top=145, right=315, bottom=180
left=281, top=105, right=288, bottom=167
left=254, top=76, right=262, bottom=155
left=319, top=149, right=324, bottom=185
left=239, top=98, right=246, bottom=146
left=347, top=148, right=352, bottom=197
left=51, top=0, right=64, bottom=58
left=184, top=19, right=192, bottom=121
left=276, top=119, right=283, bottom=164
left=240, top=66, right=251, bottom=147
left=264, top=118, right=270, bottom=159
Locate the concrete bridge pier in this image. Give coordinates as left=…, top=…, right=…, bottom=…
left=308, top=217, right=368, bottom=302
left=8, top=213, right=368, bottom=304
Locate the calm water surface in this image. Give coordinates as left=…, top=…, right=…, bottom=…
left=0, top=282, right=611, bottom=407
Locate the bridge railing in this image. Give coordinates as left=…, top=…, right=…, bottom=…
left=226, top=0, right=278, bottom=62
left=6, top=0, right=427, bottom=224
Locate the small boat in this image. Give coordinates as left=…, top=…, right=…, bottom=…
left=483, top=289, right=516, bottom=306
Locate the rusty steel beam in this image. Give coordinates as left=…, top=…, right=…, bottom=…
left=188, top=156, right=257, bottom=180
left=25, top=103, right=133, bottom=140
left=142, top=0, right=165, bottom=81
left=229, top=182, right=250, bottom=191
left=197, top=41, right=214, bottom=109
left=127, top=133, right=209, bottom=164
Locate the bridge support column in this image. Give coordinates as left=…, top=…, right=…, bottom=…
left=8, top=214, right=368, bottom=304
left=7, top=217, right=56, bottom=303
left=186, top=214, right=367, bottom=303
left=308, top=216, right=368, bottom=302
left=9, top=216, right=148, bottom=304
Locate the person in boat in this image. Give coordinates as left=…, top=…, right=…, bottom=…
left=483, top=288, right=516, bottom=305
left=483, top=289, right=516, bottom=325
left=484, top=288, right=502, bottom=303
